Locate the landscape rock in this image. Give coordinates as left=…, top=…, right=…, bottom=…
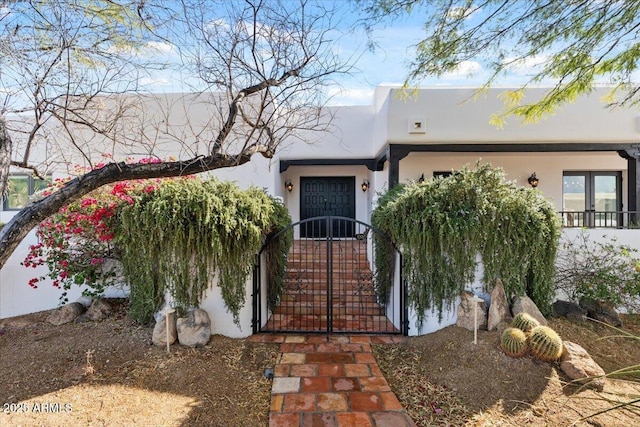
left=76, top=296, right=93, bottom=308
left=456, top=291, right=487, bottom=331
left=579, top=298, right=622, bottom=327
left=85, top=299, right=112, bottom=321
left=560, top=341, right=606, bottom=391
left=47, top=302, right=86, bottom=326
left=552, top=300, right=587, bottom=322
left=152, top=311, right=177, bottom=347
left=511, top=295, right=548, bottom=326
left=487, top=279, right=512, bottom=331
left=177, top=308, right=211, bottom=347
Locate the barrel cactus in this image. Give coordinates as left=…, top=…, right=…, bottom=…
left=528, top=326, right=563, bottom=362
left=500, top=327, right=528, bottom=358
left=511, top=312, right=540, bottom=334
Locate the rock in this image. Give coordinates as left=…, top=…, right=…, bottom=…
left=85, top=299, right=112, bottom=321
left=76, top=296, right=93, bottom=308
left=579, top=298, right=623, bottom=327
left=487, top=279, right=512, bottom=331
left=560, top=341, right=606, bottom=391
left=176, top=308, right=211, bottom=347
left=47, top=302, right=86, bottom=326
left=511, top=295, right=548, bottom=326
left=456, top=291, right=487, bottom=331
left=152, top=311, right=177, bottom=347
left=552, top=300, right=587, bottom=322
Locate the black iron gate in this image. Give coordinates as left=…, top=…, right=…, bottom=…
left=253, top=216, right=407, bottom=335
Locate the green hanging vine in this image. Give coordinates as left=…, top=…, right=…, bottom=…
left=372, top=163, right=561, bottom=328
left=111, top=178, right=291, bottom=324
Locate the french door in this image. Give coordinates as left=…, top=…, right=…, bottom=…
left=562, top=171, right=622, bottom=227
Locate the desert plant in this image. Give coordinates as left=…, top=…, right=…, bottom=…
left=575, top=318, right=640, bottom=421
left=555, top=231, right=640, bottom=313
left=528, top=326, right=563, bottom=362
left=501, top=327, right=529, bottom=358
left=371, top=163, right=561, bottom=326
left=511, top=312, right=540, bottom=334
left=113, top=178, right=290, bottom=324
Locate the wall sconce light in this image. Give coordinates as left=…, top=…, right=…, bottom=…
left=527, top=172, right=539, bottom=188
left=285, top=179, right=293, bottom=192
left=417, top=173, right=425, bottom=183
left=361, top=179, right=370, bottom=192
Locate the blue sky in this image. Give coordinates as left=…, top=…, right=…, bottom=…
left=134, top=1, right=501, bottom=106
left=0, top=1, right=569, bottom=107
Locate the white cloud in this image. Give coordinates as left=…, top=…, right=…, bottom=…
left=325, top=86, right=374, bottom=106
left=501, top=55, right=549, bottom=75
left=140, top=77, right=171, bottom=87
left=446, top=6, right=481, bottom=20
left=442, top=60, right=482, bottom=79
left=146, top=41, right=174, bottom=55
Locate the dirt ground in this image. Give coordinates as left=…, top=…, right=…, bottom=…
left=374, top=315, right=640, bottom=427
left=1, top=299, right=639, bottom=426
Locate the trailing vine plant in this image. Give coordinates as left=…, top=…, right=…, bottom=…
left=263, top=215, right=294, bottom=311
left=372, top=163, right=561, bottom=327
left=111, top=178, right=291, bottom=324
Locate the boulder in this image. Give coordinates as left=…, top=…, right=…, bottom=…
left=552, top=300, right=587, bottom=322
left=176, top=308, right=211, bottom=347
left=85, top=299, right=112, bottom=321
left=76, top=296, right=93, bottom=308
left=579, top=298, right=622, bottom=327
left=560, top=341, right=606, bottom=391
left=456, top=291, right=487, bottom=331
left=47, top=302, right=86, bottom=326
left=152, top=311, right=177, bottom=347
left=487, top=279, right=512, bottom=331
left=511, top=295, right=548, bottom=326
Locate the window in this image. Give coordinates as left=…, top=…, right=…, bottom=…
left=562, top=171, right=622, bottom=227
left=433, top=171, right=453, bottom=178
left=2, top=175, right=51, bottom=210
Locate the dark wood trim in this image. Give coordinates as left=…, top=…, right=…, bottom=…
left=391, top=142, right=638, bottom=153
left=382, top=142, right=640, bottom=189
left=279, top=158, right=382, bottom=173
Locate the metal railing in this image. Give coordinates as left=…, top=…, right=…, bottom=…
left=559, top=211, right=640, bottom=229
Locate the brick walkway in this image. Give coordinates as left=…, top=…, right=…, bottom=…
left=250, top=334, right=416, bottom=427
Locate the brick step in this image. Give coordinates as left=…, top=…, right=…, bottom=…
left=286, top=259, right=370, bottom=267
left=284, top=281, right=376, bottom=291
left=273, top=304, right=385, bottom=316
left=286, top=270, right=372, bottom=276
left=282, top=290, right=377, bottom=304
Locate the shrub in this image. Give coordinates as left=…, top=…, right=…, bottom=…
left=555, top=231, right=640, bottom=313
left=371, top=163, right=561, bottom=326
left=112, top=178, right=291, bottom=323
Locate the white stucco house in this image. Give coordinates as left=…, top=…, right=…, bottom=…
left=2, top=86, right=639, bottom=337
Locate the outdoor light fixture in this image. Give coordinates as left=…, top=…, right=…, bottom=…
left=285, top=179, right=293, bottom=192
left=361, top=179, right=370, bottom=192
left=418, top=173, right=425, bottom=183
left=527, top=172, right=539, bottom=188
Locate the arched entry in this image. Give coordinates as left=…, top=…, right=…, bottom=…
left=253, top=216, right=407, bottom=336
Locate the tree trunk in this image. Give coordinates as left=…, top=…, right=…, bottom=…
left=0, top=117, right=11, bottom=200
left=0, top=153, right=252, bottom=268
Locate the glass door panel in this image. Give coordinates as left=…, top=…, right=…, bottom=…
left=594, top=175, right=619, bottom=227
left=562, top=175, right=586, bottom=226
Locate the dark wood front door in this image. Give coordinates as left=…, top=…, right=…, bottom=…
left=300, top=177, right=355, bottom=238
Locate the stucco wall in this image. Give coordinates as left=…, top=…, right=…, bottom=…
left=409, top=228, right=640, bottom=335
left=385, top=87, right=640, bottom=144
left=398, top=151, right=628, bottom=211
